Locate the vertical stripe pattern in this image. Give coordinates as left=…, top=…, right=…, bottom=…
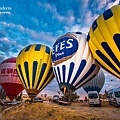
left=52, top=32, right=100, bottom=93
left=88, top=5, right=120, bottom=78
left=16, top=44, right=54, bottom=96
left=82, top=70, right=105, bottom=93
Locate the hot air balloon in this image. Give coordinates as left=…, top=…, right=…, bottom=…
left=87, top=5, right=120, bottom=79
left=0, top=57, right=24, bottom=100
left=82, top=69, right=105, bottom=93
left=16, top=44, right=54, bottom=99
left=52, top=32, right=100, bottom=94
left=0, top=85, right=6, bottom=100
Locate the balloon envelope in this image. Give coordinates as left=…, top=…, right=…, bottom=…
left=82, top=69, right=105, bottom=93
left=87, top=5, right=120, bottom=79
left=16, top=44, right=54, bottom=98
left=0, top=57, right=24, bottom=100
left=52, top=32, right=100, bottom=93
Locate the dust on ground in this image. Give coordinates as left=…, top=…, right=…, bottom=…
left=0, top=101, right=120, bottom=120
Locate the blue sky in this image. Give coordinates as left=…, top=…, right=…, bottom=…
left=0, top=0, right=120, bottom=98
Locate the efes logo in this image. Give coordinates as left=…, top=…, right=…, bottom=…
left=52, top=34, right=78, bottom=64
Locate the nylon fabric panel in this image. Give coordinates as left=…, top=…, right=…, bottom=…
left=35, top=44, right=41, bottom=51
left=57, top=66, right=61, bottom=83
left=82, top=70, right=105, bottom=93
left=53, top=67, right=60, bottom=83
left=52, top=32, right=100, bottom=93
left=113, top=34, right=120, bottom=51
left=36, top=63, right=47, bottom=89
left=96, top=50, right=119, bottom=74
left=24, top=62, right=30, bottom=87
left=32, top=45, right=45, bottom=89
left=39, top=67, right=54, bottom=91
left=16, top=44, right=54, bottom=97
left=75, top=64, right=96, bottom=88
left=37, top=49, right=52, bottom=89
left=95, top=59, right=119, bottom=78
left=32, top=61, right=38, bottom=88
left=62, top=65, right=66, bottom=83
left=18, top=64, right=27, bottom=88
left=71, top=60, right=86, bottom=85
left=84, top=87, right=101, bottom=93
left=101, top=42, right=119, bottom=68
left=88, top=5, right=120, bottom=78
left=39, top=73, right=54, bottom=92
left=67, top=62, right=74, bottom=84
left=89, top=43, right=119, bottom=78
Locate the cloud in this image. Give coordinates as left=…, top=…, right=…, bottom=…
left=81, top=0, right=89, bottom=8
left=0, top=54, right=5, bottom=63
left=55, top=30, right=64, bottom=37
left=93, top=0, right=119, bottom=12
left=40, top=79, right=60, bottom=96
left=97, top=0, right=110, bottom=10
left=0, top=0, right=119, bottom=97
left=106, top=0, right=120, bottom=9
left=65, top=24, right=90, bottom=35
left=0, top=21, right=56, bottom=48
left=0, top=37, right=10, bottom=42
left=84, top=11, right=98, bottom=27
left=0, top=21, right=57, bottom=63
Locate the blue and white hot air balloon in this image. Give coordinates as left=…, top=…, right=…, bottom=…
left=52, top=32, right=100, bottom=93
left=82, top=69, right=105, bottom=93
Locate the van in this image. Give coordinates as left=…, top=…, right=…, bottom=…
left=53, top=95, right=59, bottom=102
left=88, top=91, right=101, bottom=107
left=33, top=97, right=43, bottom=103
left=107, top=87, right=120, bottom=107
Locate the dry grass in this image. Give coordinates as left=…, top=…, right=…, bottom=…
left=0, top=101, right=120, bottom=120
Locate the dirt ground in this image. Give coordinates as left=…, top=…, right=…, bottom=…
left=0, top=101, right=120, bottom=120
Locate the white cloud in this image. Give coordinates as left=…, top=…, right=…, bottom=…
left=0, top=21, right=56, bottom=46
left=53, top=13, right=75, bottom=26
left=98, top=0, right=110, bottom=10
left=106, top=0, right=120, bottom=9
left=103, top=69, right=119, bottom=80
left=37, top=1, right=57, bottom=14
left=100, top=68, right=120, bottom=93
left=70, top=24, right=81, bottom=32
left=17, top=25, right=25, bottom=31
left=38, top=1, right=75, bottom=25
left=88, top=0, right=119, bottom=12
left=0, top=37, right=10, bottom=42
left=0, top=21, right=24, bottom=32
left=56, top=30, right=64, bottom=37
left=28, top=30, right=56, bottom=44
left=82, top=0, right=89, bottom=8
left=44, top=3, right=55, bottom=12
left=69, top=15, right=75, bottom=23
left=37, top=1, right=75, bottom=26
left=69, top=24, right=89, bottom=34
left=84, top=11, right=99, bottom=26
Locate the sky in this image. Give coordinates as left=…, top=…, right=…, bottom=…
left=0, top=0, right=120, bottom=99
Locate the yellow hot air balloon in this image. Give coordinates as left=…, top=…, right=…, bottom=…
left=16, top=44, right=54, bottom=99
left=87, top=5, right=120, bottom=79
